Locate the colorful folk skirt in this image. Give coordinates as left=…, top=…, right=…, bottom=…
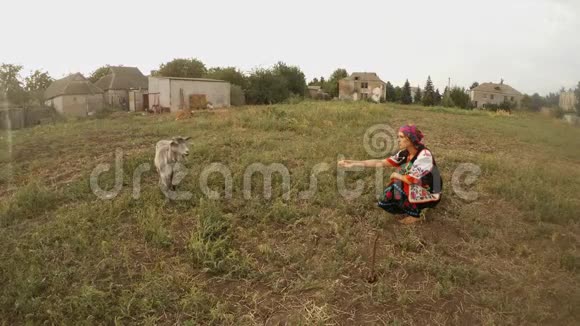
left=378, top=181, right=441, bottom=217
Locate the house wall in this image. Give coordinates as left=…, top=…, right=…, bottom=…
left=46, top=96, right=64, bottom=114
left=148, top=77, right=159, bottom=110
left=148, top=77, right=171, bottom=110
left=55, top=94, right=103, bottom=117
left=86, top=94, right=104, bottom=115
left=61, top=95, right=88, bottom=116
left=559, top=91, right=577, bottom=112
left=168, top=80, right=230, bottom=112
left=129, top=89, right=147, bottom=112
left=104, top=89, right=129, bottom=109
left=339, top=79, right=385, bottom=102
left=470, top=90, right=522, bottom=108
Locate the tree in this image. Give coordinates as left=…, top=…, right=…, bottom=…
left=532, top=93, right=546, bottom=111
left=323, top=68, right=348, bottom=98
left=521, top=94, right=532, bottom=110
left=470, top=82, right=479, bottom=90
left=575, top=81, right=580, bottom=112
left=205, top=66, right=247, bottom=89
left=272, top=62, right=306, bottom=96
left=385, top=82, right=396, bottom=102
left=25, top=70, right=53, bottom=104
left=393, top=86, right=402, bottom=103
left=449, top=87, right=470, bottom=109
left=245, top=68, right=289, bottom=105
left=401, top=80, right=412, bottom=104
left=545, top=92, right=559, bottom=108
left=155, top=58, right=207, bottom=78
left=414, top=86, right=422, bottom=104
left=89, top=65, right=111, bottom=83
left=308, top=77, right=319, bottom=86
left=0, top=63, right=28, bottom=105
left=422, top=76, right=436, bottom=106
left=434, top=88, right=442, bottom=105
left=522, top=93, right=545, bottom=111
left=441, top=87, right=455, bottom=107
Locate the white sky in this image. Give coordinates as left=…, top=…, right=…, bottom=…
left=1, top=0, right=578, bottom=95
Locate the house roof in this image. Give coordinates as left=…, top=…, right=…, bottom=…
left=308, top=85, right=321, bottom=90
left=472, top=82, right=522, bottom=96
left=44, top=73, right=103, bottom=100
left=94, top=66, right=148, bottom=91
left=342, top=72, right=386, bottom=84
left=149, top=76, right=228, bottom=83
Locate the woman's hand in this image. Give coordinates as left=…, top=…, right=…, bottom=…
left=390, top=172, right=403, bottom=181
left=338, top=160, right=355, bottom=168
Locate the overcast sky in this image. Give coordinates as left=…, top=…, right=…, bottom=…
left=1, top=0, right=578, bottom=95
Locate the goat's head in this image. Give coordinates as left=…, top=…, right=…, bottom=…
left=170, top=136, right=192, bottom=158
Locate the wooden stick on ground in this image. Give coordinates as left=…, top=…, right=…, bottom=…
left=367, top=231, right=380, bottom=283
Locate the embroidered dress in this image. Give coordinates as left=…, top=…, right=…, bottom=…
left=378, top=145, right=442, bottom=217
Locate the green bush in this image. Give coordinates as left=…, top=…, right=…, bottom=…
left=483, top=101, right=515, bottom=112
left=245, top=68, right=289, bottom=105
left=205, top=67, right=247, bottom=89
left=483, top=103, right=500, bottom=111
left=449, top=87, right=471, bottom=109
left=245, top=62, right=307, bottom=105
left=272, top=62, right=307, bottom=97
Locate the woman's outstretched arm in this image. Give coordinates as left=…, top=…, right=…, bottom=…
left=337, top=159, right=392, bottom=168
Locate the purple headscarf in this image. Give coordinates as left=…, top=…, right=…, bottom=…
left=399, top=125, right=424, bottom=147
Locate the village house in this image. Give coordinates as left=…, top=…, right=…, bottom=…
left=559, top=90, right=577, bottom=113
left=338, top=72, right=386, bottom=102
left=94, top=66, right=148, bottom=111
left=148, top=76, right=230, bottom=112
left=44, top=73, right=104, bottom=117
left=470, top=80, right=522, bottom=108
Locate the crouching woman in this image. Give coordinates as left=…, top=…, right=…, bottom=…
left=338, top=125, right=442, bottom=224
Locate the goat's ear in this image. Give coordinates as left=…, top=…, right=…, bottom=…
left=184, top=136, right=192, bottom=141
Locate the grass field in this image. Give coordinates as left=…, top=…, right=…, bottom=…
left=1, top=101, right=579, bottom=325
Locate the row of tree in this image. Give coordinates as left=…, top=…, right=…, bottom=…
left=520, top=85, right=580, bottom=113
left=4, top=58, right=580, bottom=112
left=0, top=64, right=53, bottom=106
left=382, top=76, right=472, bottom=109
